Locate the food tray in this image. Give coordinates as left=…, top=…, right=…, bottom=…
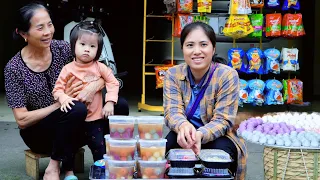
left=199, top=149, right=232, bottom=169
left=168, top=149, right=199, bottom=168
left=202, top=168, right=232, bottom=178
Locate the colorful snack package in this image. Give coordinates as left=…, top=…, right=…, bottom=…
left=246, top=48, right=264, bottom=74
left=193, top=15, right=210, bottom=24
left=282, top=79, right=288, bottom=103
left=282, top=0, right=300, bottom=11
left=154, top=65, right=173, bottom=89
left=229, top=0, right=252, bottom=15
left=266, top=0, right=280, bottom=8
left=247, top=79, right=265, bottom=106
left=249, top=14, right=264, bottom=37
left=287, top=79, right=303, bottom=104
left=250, top=0, right=264, bottom=8
left=265, top=79, right=283, bottom=105
left=282, top=13, right=305, bottom=37
left=280, top=48, right=299, bottom=71
left=177, top=0, right=193, bottom=13
left=198, top=0, right=212, bottom=13
left=239, top=79, right=249, bottom=107
left=264, top=48, right=280, bottom=74
left=223, top=15, right=254, bottom=39
left=228, top=48, right=247, bottom=72
left=174, top=14, right=193, bottom=37
left=265, top=13, right=282, bottom=37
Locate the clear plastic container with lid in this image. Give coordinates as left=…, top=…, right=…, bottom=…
left=104, top=134, right=110, bottom=155
left=168, top=167, right=195, bottom=177
left=139, top=139, right=167, bottom=161
left=108, top=115, right=135, bottom=139
left=199, top=149, right=233, bottom=169
left=137, top=116, right=164, bottom=140
left=138, top=160, right=167, bottom=179
left=108, top=138, right=137, bottom=161
left=167, top=149, right=198, bottom=168
left=107, top=160, right=136, bottom=179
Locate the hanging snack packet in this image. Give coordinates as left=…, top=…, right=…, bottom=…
left=265, top=79, right=284, bottom=105
left=280, top=48, right=299, bottom=71
left=250, top=0, right=264, bottom=8
left=282, top=79, right=288, bottom=103
left=198, top=0, right=212, bottom=13
left=287, top=79, right=303, bottom=104
left=264, top=48, right=280, bottom=74
left=154, top=65, right=172, bottom=89
left=248, top=79, right=265, bottom=106
left=174, top=14, right=193, bottom=37
left=249, top=14, right=264, bottom=37
left=282, top=13, right=305, bottom=37
left=266, top=13, right=282, bottom=37
left=177, top=0, right=193, bottom=13
left=282, top=0, right=300, bottom=11
left=193, top=15, right=210, bottom=24
left=228, top=48, right=247, bottom=72
left=223, top=15, right=254, bottom=39
left=229, top=0, right=252, bottom=15
left=266, top=0, right=280, bottom=8
left=246, top=48, right=264, bottom=74
left=239, top=79, right=249, bottom=107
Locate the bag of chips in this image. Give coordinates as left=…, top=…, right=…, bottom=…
left=239, top=79, right=249, bottom=107
left=223, top=15, right=254, bottom=39
left=228, top=48, right=247, bottom=72
left=193, top=15, right=210, bottom=24
left=282, top=0, right=300, bottom=11
left=264, top=48, right=280, bottom=74
left=155, top=65, right=173, bottom=89
left=247, top=79, right=265, bottom=106
left=266, top=0, right=280, bottom=8
left=250, top=0, right=264, bottom=8
left=280, top=48, right=299, bottom=71
left=198, top=0, right=212, bottom=13
left=265, top=79, right=284, bottom=105
left=246, top=48, right=264, bottom=74
left=287, top=79, right=303, bottom=104
left=177, top=0, right=193, bottom=13
left=229, top=0, right=252, bottom=15
left=174, top=14, right=193, bottom=37
left=282, top=13, right=305, bottom=37
left=265, top=13, right=282, bottom=37
left=282, top=79, right=288, bottom=103
left=249, top=14, right=264, bottom=37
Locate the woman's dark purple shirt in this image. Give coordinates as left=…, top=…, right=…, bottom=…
left=4, top=40, right=73, bottom=111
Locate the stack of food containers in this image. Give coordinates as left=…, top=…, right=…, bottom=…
left=167, top=149, right=199, bottom=178
left=136, top=116, right=167, bottom=179
left=104, top=116, right=137, bottom=179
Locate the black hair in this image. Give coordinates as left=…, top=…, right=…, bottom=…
left=180, top=21, right=216, bottom=49
left=13, top=2, right=49, bottom=40
left=69, top=21, right=103, bottom=61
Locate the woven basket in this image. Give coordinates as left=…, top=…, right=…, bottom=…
left=263, top=146, right=320, bottom=180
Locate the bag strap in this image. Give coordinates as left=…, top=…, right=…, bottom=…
left=186, top=63, right=217, bottom=120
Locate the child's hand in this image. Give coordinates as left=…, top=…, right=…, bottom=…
left=103, top=101, right=115, bottom=117
left=61, top=98, right=78, bottom=112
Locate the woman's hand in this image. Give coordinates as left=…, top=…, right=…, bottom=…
left=191, top=131, right=203, bottom=155
left=64, top=76, right=83, bottom=98
left=102, top=101, right=115, bottom=117
left=177, top=122, right=196, bottom=149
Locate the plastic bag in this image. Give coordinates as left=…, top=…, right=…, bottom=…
left=155, top=65, right=172, bottom=89
left=280, top=48, right=299, bottom=71
left=265, top=13, right=282, bottom=37
left=250, top=0, right=264, bottom=8
left=247, top=79, right=265, bottom=106
left=174, top=14, right=193, bottom=37
left=198, top=0, right=212, bottom=13
left=282, top=0, right=300, bottom=11
left=177, top=0, right=193, bottom=13
left=223, top=15, right=254, bottom=39
left=282, top=13, right=305, bottom=37
left=246, top=48, right=264, bottom=74
left=264, top=48, right=280, bottom=74
left=229, top=0, right=252, bottom=15
left=266, top=0, right=280, bottom=8
left=228, top=48, right=247, bottom=72
left=287, top=79, right=303, bottom=104
left=265, top=79, right=283, bottom=105
left=239, top=79, right=249, bottom=107
left=249, top=14, right=264, bottom=37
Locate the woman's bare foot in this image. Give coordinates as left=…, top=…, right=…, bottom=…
left=43, top=159, right=60, bottom=180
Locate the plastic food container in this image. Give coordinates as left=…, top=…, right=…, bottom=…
left=137, top=116, right=164, bottom=140
left=139, top=139, right=167, bottom=161
left=109, top=116, right=135, bottom=139
left=138, top=160, right=167, bottom=179
left=199, top=149, right=232, bottom=169
left=107, top=160, right=135, bottom=179
left=202, top=168, right=232, bottom=178
left=108, top=138, right=137, bottom=161
left=167, top=149, right=199, bottom=168
left=104, top=135, right=110, bottom=155
left=167, top=167, right=195, bottom=178
left=103, top=155, right=111, bottom=178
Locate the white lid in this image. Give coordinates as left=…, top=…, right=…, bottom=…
left=108, top=115, right=135, bottom=124
left=137, top=116, right=164, bottom=124
left=104, top=134, right=110, bottom=140
left=107, top=159, right=136, bottom=167
left=138, top=160, right=167, bottom=167
left=139, top=139, right=167, bottom=147
left=108, top=138, right=137, bottom=146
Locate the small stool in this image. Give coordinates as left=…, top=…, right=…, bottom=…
left=25, top=148, right=85, bottom=180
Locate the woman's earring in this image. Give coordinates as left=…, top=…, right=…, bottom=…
left=24, top=38, right=27, bottom=42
